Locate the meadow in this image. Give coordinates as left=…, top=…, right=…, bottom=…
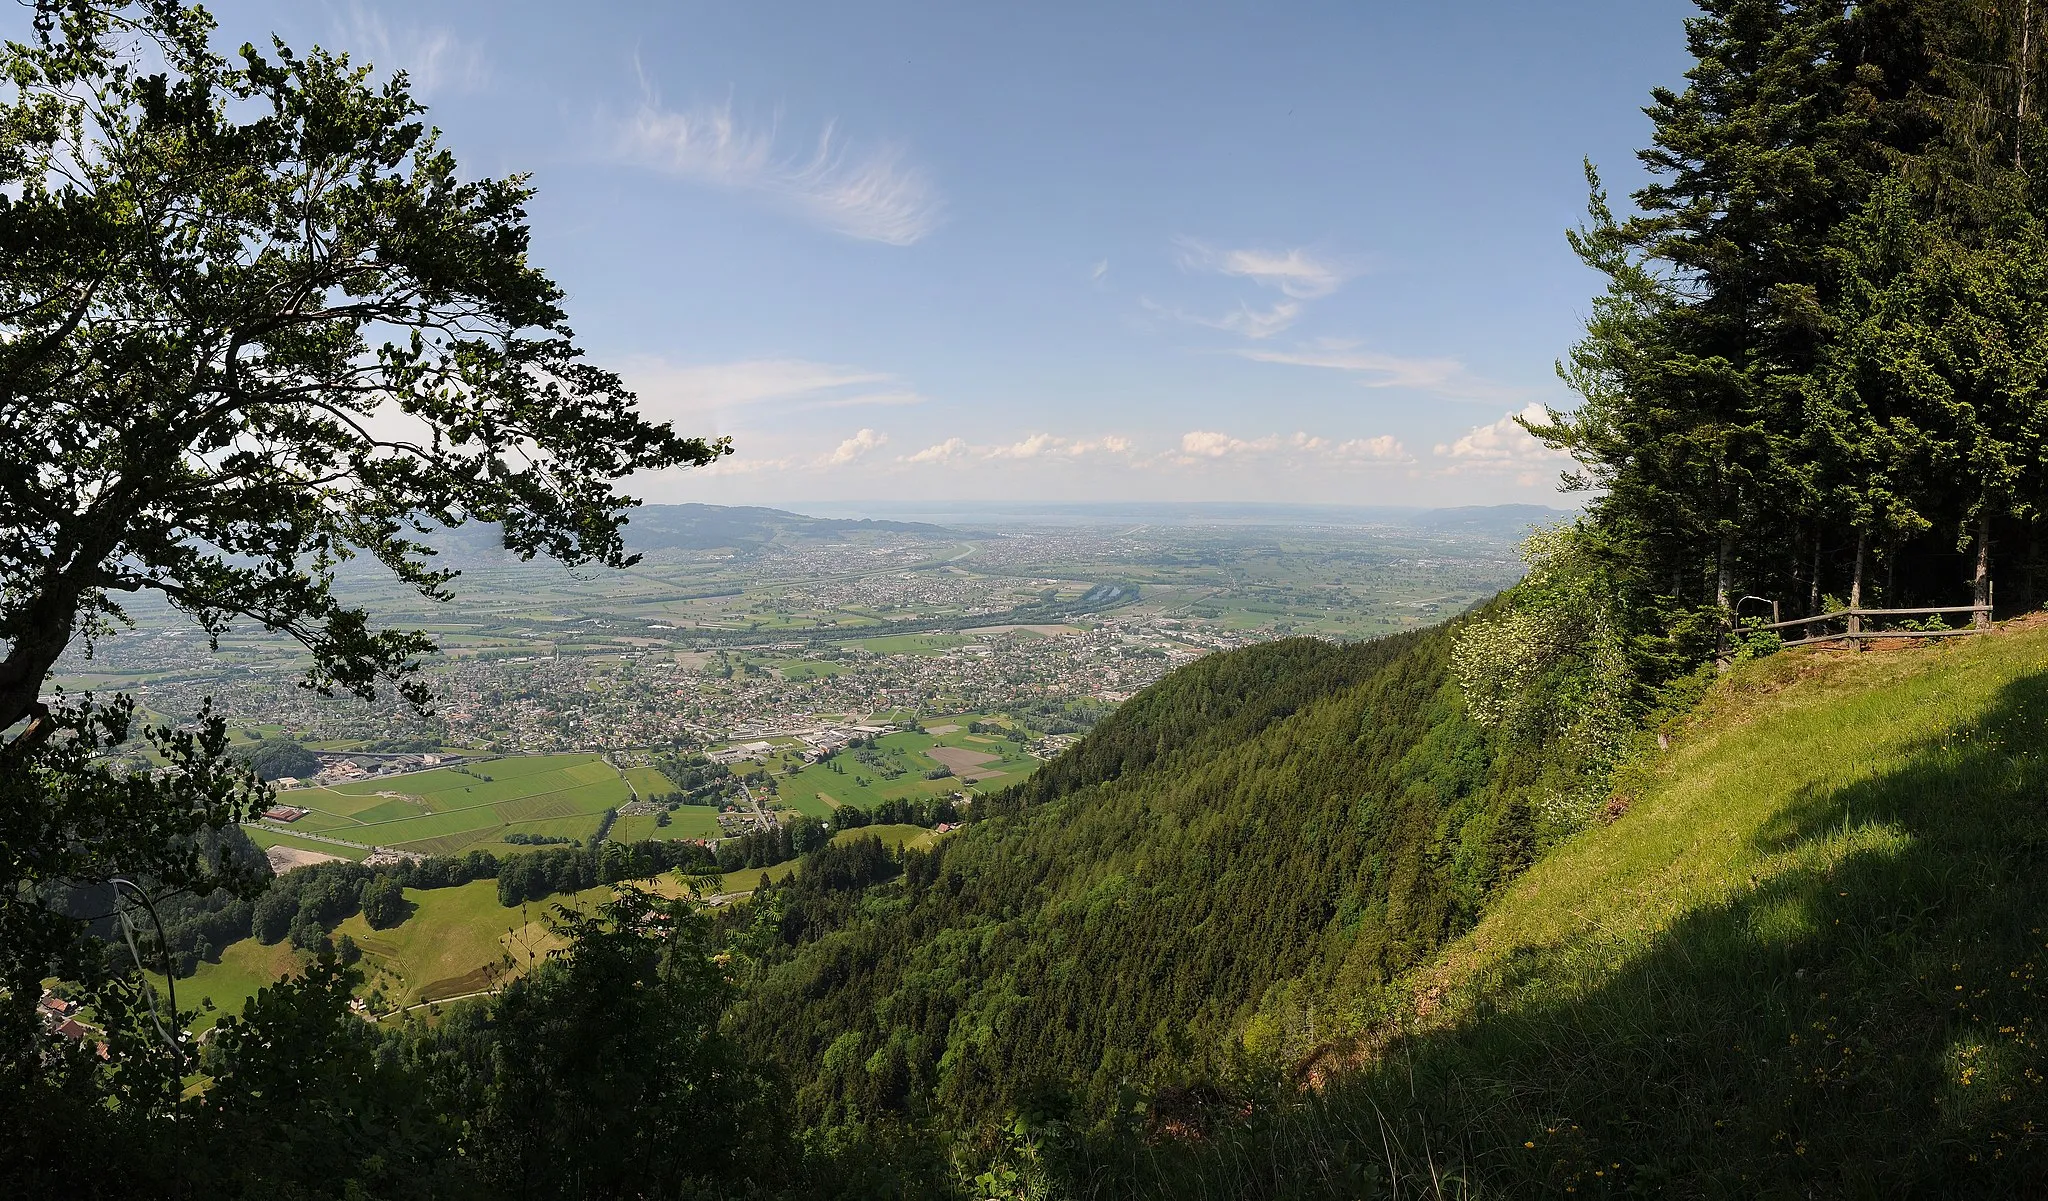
left=768, top=722, right=1039, bottom=817
left=275, top=753, right=630, bottom=855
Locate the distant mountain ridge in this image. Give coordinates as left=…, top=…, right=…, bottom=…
left=428, top=503, right=963, bottom=561
left=788, top=499, right=1573, bottom=531
left=619, top=504, right=960, bottom=550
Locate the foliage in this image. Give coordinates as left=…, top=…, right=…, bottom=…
left=235, top=738, right=322, bottom=781
left=500, top=830, right=575, bottom=845
left=719, top=629, right=1574, bottom=1148
left=0, top=0, right=722, bottom=1134
left=1450, top=525, right=1638, bottom=834
left=1528, top=0, right=2048, bottom=693
left=716, top=814, right=832, bottom=871
left=360, top=874, right=407, bottom=929
left=413, top=887, right=788, bottom=1198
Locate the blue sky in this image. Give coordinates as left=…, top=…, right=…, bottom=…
left=218, top=0, right=1697, bottom=508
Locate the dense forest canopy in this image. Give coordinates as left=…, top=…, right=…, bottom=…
left=1527, top=0, right=2048, bottom=678
left=1425, top=0, right=2048, bottom=790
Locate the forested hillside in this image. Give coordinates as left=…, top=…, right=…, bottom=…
left=1078, top=621, right=2048, bottom=1197
left=721, top=623, right=1584, bottom=1136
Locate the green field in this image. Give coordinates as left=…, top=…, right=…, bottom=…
left=608, top=808, right=723, bottom=843
left=167, top=878, right=627, bottom=1027
left=243, top=825, right=369, bottom=861
left=777, top=725, right=1038, bottom=814
left=332, top=878, right=607, bottom=1008
left=622, top=765, right=676, bottom=798
left=278, top=753, right=629, bottom=853
left=160, top=938, right=309, bottom=1033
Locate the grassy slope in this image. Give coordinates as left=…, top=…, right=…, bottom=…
left=171, top=880, right=626, bottom=1026
left=1121, top=624, right=2048, bottom=1196
left=332, top=879, right=598, bottom=1007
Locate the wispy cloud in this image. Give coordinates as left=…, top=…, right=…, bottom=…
left=1433, top=404, right=1571, bottom=484
left=1185, top=300, right=1302, bottom=340
left=1233, top=341, right=1518, bottom=402
left=1090, top=260, right=1110, bottom=286
left=624, top=357, right=924, bottom=416
left=1175, top=240, right=1351, bottom=299
left=613, top=92, right=941, bottom=245
left=1154, top=241, right=1351, bottom=340
left=333, top=3, right=488, bottom=96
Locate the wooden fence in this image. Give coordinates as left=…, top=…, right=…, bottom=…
left=1744, top=602, right=1992, bottom=649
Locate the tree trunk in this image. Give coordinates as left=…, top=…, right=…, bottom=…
left=1808, top=536, right=1822, bottom=616
left=0, top=586, right=86, bottom=751
left=1849, top=530, right=1867, bottom=645
left=2022, top=0, right=2036, bottom=170
left=1716, top=531, right=1733, bottom=612
left=1975, top=510, right=1993, bottom=628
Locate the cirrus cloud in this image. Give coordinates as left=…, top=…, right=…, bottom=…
left=613, top=92, right=941, bottom=245
left=623, top=356, right=926, bottom=419
left=1175, top=240, right=1351, bottom=299
left=334, top=3, right=489, bottom=97
left=1233, top=341, right=1520, bottom=403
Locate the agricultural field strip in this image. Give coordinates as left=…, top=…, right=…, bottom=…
left=293, top=756, right=624, bottom=830
left=306, top=780, right=624, bottom=829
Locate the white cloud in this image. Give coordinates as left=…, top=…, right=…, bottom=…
left=1434, top=404, right=1571, bottom=484
left=901, top=433, right=1134, bottom=464
left=1234, top=342, right=1517, bottom=402
left=1333, top=434, right=1410, bottom=462
left=1175, top=429, right=1410, bottom=466
left=1091, top=260, right=1109, bottom=285
left=1176, top=240, right=1350, bottom=299
left=1180, top=429, right=1273, bottom=458
left=905, top=437, right=969, bottom=464
left=826, top=428, right=888, bottom=464
left=334, top=4, right=488, bottom=96
left=614, top=94, right=941, bottom=245
left=623, top=357, right=923, bottom=417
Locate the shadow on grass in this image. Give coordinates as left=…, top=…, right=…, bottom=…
left=1078, top=672, right=2048, bottom=1198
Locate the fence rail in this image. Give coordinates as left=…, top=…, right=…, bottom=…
left=1746, top=603, right=1992, bottom=649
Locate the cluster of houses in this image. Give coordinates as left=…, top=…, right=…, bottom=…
left=274, top=751, right=457, bottom=791
left=706, top=723, right=894, bottom=767
left=37, top=990, right=104, bottom=1059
